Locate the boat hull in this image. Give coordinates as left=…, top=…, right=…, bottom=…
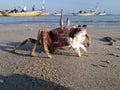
left=0, top=13, right=3, bottom=16
left=99, top=13, right=106, bottom=16
left=3, top=11, right=43, bottom=17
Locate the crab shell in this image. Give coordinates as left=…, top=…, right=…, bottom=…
left=39, top=25, right=88, bottom=53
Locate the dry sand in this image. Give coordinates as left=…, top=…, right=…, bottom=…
left=0, top=24, right=120, bottom=90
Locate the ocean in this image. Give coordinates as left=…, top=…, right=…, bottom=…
left=0, top=15, right=120, bottom=28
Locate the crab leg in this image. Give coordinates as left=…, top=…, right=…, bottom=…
left=41, top=30, right=52, bottom=58
left=12, top=38, right=38, bottom=52
left=30, top=30, right=42, bottom=57
left=85, top=33, right=91, bottom=47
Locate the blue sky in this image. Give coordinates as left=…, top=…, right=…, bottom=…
left=0, top=0, right=119, bottom=14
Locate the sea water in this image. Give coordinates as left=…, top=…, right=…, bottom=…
left=0, top=15, right=120, bottom=28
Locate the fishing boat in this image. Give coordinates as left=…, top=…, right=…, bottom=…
left=52, top=13, right=62, bottom=16
left=2, top=11, right=43, bottom=17
left=72, top=10, right=96, bottom=16
left=98, top=11, right=106, bottom=16
left=0, top=13, right=3, bottom=16
left=52, top=11, right=64, bottom=16
left=40, top=0, right=50, bottom=15
left=0, top=11, right=4, bottom=16
left=41, top=8, right=49, bottom=15
left=52, top=9, right=64, bottom=16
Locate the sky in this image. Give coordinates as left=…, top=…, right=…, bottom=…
left=0, top=0, right=119, bottom=14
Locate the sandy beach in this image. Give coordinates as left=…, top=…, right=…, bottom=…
left=0, top=24, right=120, bottom=90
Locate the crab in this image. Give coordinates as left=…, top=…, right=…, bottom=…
left=12, top=10, right=91, bottom=58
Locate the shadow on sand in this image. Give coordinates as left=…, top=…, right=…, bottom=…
left=0, top=74, right=70, bottom=90
left=0, top=41, right=43, bottom=56
left=0, top=41, right=74, bottom=57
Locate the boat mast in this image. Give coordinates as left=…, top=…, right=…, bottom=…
left=94, top=2, right=99, bottom=12
left=42, top=0, right=45, bottom=9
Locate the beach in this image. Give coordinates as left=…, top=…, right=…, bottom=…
left=0, top=23, right=120, bottom=90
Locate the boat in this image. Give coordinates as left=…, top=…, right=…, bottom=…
left=41, top=9, right=49, bottom=15
left=40, top=8, right=50, bottom=15
left=40, top=0, right=50, bottom=15
left=52, top=11, right=64, bottom=16
left=52, top=13, right=62, bottom=16
left=52, top=9, right=64, bottom=16
left=72, top=10, right=96, bottom=16
left=0, top=13, right=3, bottom=16
left=0, top=11, right=4, bottom=16
left=98, top=11, right=106, bottom=16
left=2, top=11, right=43, bottom=17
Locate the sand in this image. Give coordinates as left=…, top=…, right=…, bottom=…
left=0, top=24, right=120, bottom=90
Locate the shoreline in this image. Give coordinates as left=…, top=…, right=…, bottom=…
left=0, top=25, right=120, bottom=90
left=1, top=14, right=120, bottom=29
left=1, top=23, right=120, bottom=31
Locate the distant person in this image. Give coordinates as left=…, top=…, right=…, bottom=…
left=21, top=6, right=26, bottom=12
left=14, top=7, right=18, bottom=13
left=84, top=11, right=87, bottom=13
left=79, top=10, right=82, bottom=13
left=32, top=5, right=35, bottom=11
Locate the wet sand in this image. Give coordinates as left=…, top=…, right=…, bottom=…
left=0, top=24, right=120, bottom=90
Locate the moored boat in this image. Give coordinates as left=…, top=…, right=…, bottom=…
left=40, top=0, right=50, bottom=16
left=72, top=10, right=96, bottom=16
left=40, top=8, right=50, bottom=15
left=0, top=11, right=4, bottom=16
left=0, top=13, right=3, bottom=16
left=52, top=13, right=62, bottom=16
left=98, top=11, right=106, bottom=16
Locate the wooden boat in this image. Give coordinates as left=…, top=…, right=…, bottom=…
left=3, top=11, right=43, bottom=17
left=41, top=8, right=50, bottom=15
left=0, top=13, right=3, bottom=16
left=40, top=0, right=50, bottom=15
left=72, top=11, right=96, bottom=16
left=0, top=11, right=4, bottom=16
left=52, top=12, right=64, bottom=16
left=98, top=11, right=106, bottom=16
left=52, top=13, right=61, bottom=16
left=72, top=10, right=96, bottom=16
left=52, top=9, right=64, bottom=16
